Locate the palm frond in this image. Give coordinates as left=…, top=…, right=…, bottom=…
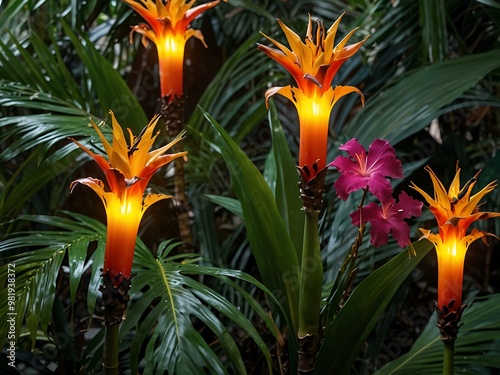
left=123, top=239, right=277, bottom=374
left=420, top=0, right=448, bottom=63
left=344, top=49, right=500, bottom=146
left=0, top=212, right=278, bottom=373
left=0, top=212, right=107, bottom=348
left=374, top=294, right=500, bottom=374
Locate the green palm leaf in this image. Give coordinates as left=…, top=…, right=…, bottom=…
left=0, top=212, right=107, bottom=348
left=420, top=0, right=448, bottom=63
left=202, top=108, right=300, bottom=334
left=263, top=100, right=304, bottom=258
left=374, top=294, right=500, bottom=374
left=186, top=33, right=279, bottom=187
left=0, top=0, right=30, bottom=37
left=345, top=49, right=500, bottom=146
left=316, top=240, right=433, bottom=375
left=0, top=147, right=77, bottom=221
left=61, top=20, right=146, bottom=132
left=124, top=239, right=277, bottom=375
left=205, top=195, right=243, bottom=219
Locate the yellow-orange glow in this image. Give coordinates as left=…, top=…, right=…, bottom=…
left=164, top=34, right=181, bottom=54
left=123, top=0, right=225, bottom=99
left=411, top=165, right=500, bottom=312
left=436, top=238, right=466, bottom=309
left=296, top=95, right=332, bottom=172
left=258, top=16, right=367, bottom=180
left=156, top=32, right=186, bottom=98
left=104, top=194, right=144, bottom=279
left=71, top=111, right=187, bottom=282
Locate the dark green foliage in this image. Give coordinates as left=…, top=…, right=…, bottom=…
left=1, top=0, right=499, bottom=373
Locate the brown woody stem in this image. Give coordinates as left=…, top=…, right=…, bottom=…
left=100, top=271, right=133, bottom=375
left=161, top=95, right=192, bottom=251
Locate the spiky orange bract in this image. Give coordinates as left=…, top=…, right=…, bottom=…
left=411, top=165, right=500, bottom=311
left=258, top=15, right=368, bottom=180
left=124, top=0, right=225, bottom=98
left=70, top=111, right=187, bottom=282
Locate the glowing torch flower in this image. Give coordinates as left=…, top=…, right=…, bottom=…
left=70, top=111, right=187, bottom=282
left=258, top=14, right=368, bottom=181
left=124, top=0, right=225, bottom=99
left=411, top=165, right=500, bottom=312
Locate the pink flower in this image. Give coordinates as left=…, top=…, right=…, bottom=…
left=350, top=191, right=423, bottom=248
left=330, top=138, right=403, bottom=201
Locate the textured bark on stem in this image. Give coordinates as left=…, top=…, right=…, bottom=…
left=161, top=95, right=192, bottom=251
left=435, top=300, right=466, bottom=375
left=297, top=164, right=327, bottom=211
left=100, top=270, right=132, bottom=326
left=100, top=271, right=133, bottom=375
left=298, top=333, right=316, bottom=375
left=435, top=300, right=466, bottom=345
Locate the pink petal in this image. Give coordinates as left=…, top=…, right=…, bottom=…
left=392, top=191, right=423, bottom=219
left=330, top=154, right=362, bottom=173
left=351, top=202, right=393, bottom=247
left=350, top=207, right=362, bottom=226
left=369, top=219, right=392, bottom=247
left=334, top=173, right=369, bottom=201
left=366, top=139, right=403, bottom=178
left=338, top=138, right=366, bottom=160
left=363, top=201, right=385, bottom=221
left=387, top=217, right=411, bottom=248
left=366, top=173, right=394, bottom=201
left=350, top=202, right=383, bottom=226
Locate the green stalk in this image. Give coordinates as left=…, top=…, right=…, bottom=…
left=103, top=324, right=119, bottom=375
left=442, top=341, right=454, bottom=375
left=298, top=208, right=323, bottom=337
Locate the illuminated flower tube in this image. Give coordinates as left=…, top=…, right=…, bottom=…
left=411, top=165, right=500, bottom=313
left=70, top=111, right=187, bottom=283
left=124, top=0, right=225, bottom=100
left=258, top=15, right=368, bottom=182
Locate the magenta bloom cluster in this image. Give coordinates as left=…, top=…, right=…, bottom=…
left=330, top=138, right=423, bottom=248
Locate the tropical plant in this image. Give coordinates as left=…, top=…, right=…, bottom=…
left=1, top=0, right=500, bottom=374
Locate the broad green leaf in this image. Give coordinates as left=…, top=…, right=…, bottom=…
left=86, top=240, right=106, bottom=321
left=316, top=240, right=433, bottom=375
left=374, top=294, right=500, bottom=374
left=264, top=100, right=304, bottom=258
left=346, top=49, right=500, bottom=146
left=123, top=240, right=275, bottom=375
left=202, top=108, right=300, bottom=333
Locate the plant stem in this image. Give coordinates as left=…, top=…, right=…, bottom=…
left=298, top=208, right=322, bottom=336
left=103, top=323, right=120, bottom=375
left=297, top=208, right=323, bottom=374
left=161, top=95, right=192, bottom=251
left=442, top=341, right=454, bottom=375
